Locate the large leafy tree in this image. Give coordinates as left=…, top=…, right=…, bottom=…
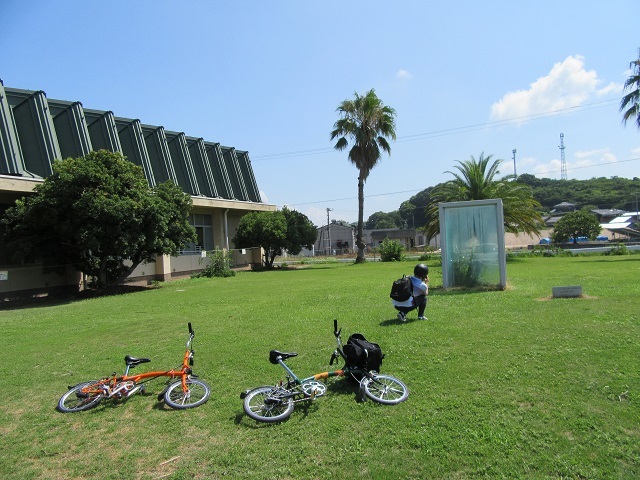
left=232, top=208, right=316, bottom=269
left=620, top=48, right=640, bottom=130
left=425, top=153, right=543, bottom=240
left=400, top=186, right=435, bottom=229
left=1, top=150, right=196, bottom=289
left=330, top=89, right=396, bottom=263
left=551, top=210, right=602, bottom=244
left=366, top=211, right=403, bottom=229
left=281, top=207, right=318, bottom=256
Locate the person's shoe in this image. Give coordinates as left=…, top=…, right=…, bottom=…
left=397, top=312, right=406, bottom=322
left=418, top=316, right=427, bottom=320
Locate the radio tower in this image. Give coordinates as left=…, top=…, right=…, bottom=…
left=559, top=133, right=567, bottom=180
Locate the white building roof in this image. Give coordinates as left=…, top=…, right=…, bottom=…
left=601, top=222, right=631, bottom=229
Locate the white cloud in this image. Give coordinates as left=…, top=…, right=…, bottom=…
left=596, top=81, right=621, bottom=96
left=528, top=148, right=618, bottom=179
left=519, top=156, right=537, bottom=167
left=302, top=206, right=328, bottom=227
left=396, top=69, right=413, bottom=80
left=509, top=155, right=536, bottom=175
left=572, top=149, right=617, bottom=172
left=490, top=55, right=621, bottom=121
left=532, top=159, right=562, bottom=179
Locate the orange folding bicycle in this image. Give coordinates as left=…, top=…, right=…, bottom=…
left=57, top=323, right=210, bottom=412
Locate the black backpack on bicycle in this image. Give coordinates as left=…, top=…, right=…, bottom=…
left=343, top=333, right=384, bottom=372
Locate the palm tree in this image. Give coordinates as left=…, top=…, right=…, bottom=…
left=330, top=89, right=396, bottom=263
left=620, top=48, right=640, bottom=130
left=424, top=153, right=543, bottom=240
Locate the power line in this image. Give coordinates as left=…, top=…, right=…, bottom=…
left=251, top=98, right=619, bottom=162
left=287, top=189, right=421, bottom=207
left=280, top=155, right=640, bottom=210
left=532, top=155, right=640, bottom=177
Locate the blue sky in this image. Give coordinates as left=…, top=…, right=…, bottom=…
left=2, top=1, right=639, bottom=226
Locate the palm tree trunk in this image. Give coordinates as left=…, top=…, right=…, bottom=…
left=356, top=174, right=366, bottom=263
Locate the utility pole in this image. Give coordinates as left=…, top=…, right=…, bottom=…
left=559, top=133, right=567, bottom=180
left=512, top=149, right=517, bottom=178
left=326, top=208, right=333, bottom=256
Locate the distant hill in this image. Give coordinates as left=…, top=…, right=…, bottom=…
left=367, top=175, right=640, bottom=230
left=517, top=174, right=640, bottom=212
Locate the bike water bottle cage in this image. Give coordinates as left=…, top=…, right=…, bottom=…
left=124, top=356, right=151, bottom=368
left=269, top=350, right=298, bottom=364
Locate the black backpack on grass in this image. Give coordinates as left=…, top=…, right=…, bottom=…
left=390, top=275, right=412, bottom=302
left=343, top=333, right=384, bottom=372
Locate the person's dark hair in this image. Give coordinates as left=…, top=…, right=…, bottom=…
left=414, top=263, right=429, bottom=278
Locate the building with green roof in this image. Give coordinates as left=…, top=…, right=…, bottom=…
left=0, top=80, right=275, bottom=298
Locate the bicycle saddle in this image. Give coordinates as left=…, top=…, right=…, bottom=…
left=124, top=355, right=151, bottom=367
left=269, top=350, right=298, bottom=364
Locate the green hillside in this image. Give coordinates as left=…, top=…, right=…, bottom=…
left=368, top=176, right=640, bottom=229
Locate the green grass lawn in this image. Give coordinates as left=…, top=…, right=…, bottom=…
left=1, top=255, right=638, bottom=479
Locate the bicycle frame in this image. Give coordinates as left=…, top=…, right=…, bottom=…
left=241, top=319, right=409, bottom=422
left=58, top=323, right=210, bottom=412
left=270, top=354, right=345, bottom=401
left=82, top=325, right=194, bottom=397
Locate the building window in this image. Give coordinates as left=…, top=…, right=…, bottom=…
left=185, top=214, right=214, bottom=253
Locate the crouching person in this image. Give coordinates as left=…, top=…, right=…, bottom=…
left=393, top=263, right=429, bottom=322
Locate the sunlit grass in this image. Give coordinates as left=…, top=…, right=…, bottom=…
left=0, top=255, right=638, bottom=479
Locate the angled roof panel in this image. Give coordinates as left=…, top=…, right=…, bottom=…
left=141, top=124, right=177, bottom=185
left=221, top=146, right=248, bottom=200
left=5, top=88, right=61, bottom=178
left=115, top=117, right=156, bottom=187
left=165, top=131, right=200, bottom=196
left=0, top=81, right=30, bottom=176
left=235, top=150, right=261, bottom=202
left=48, top=100, right=92, bottom=159
left=84, top=108, right=123, bottom=153
left=186, top=136, right=217, bottom=198
left=203, top=141, right=233, bottom=199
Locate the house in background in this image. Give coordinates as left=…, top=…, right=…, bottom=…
left=591, top=208, right=626, bottom=224
left=543, top=201, right=577, bottom=227
left=599, top=211, right=640, bottom=240
left=364, top=228, right=438, bottom=250
left=315, top=221, right=355, bottom=255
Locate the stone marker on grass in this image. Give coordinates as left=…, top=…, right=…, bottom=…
left=552, top=286, right=583, bottom=298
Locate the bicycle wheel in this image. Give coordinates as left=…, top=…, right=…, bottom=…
left=57, top=381, right=104, bottom=413
left=362, top=374, right=409, bottom=405
left=163, top=379, right=211, bottom=409
left=243, top=386, right=294, bottom=423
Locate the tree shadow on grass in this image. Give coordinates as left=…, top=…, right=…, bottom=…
left=0, top=284, right=157, bottom=311
left=579, top=255, right=640, bottom=263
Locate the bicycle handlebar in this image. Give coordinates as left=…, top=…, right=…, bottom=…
left=333, top=319, right=341, bottom=338
left=188, top=322, right=194, bottom=336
